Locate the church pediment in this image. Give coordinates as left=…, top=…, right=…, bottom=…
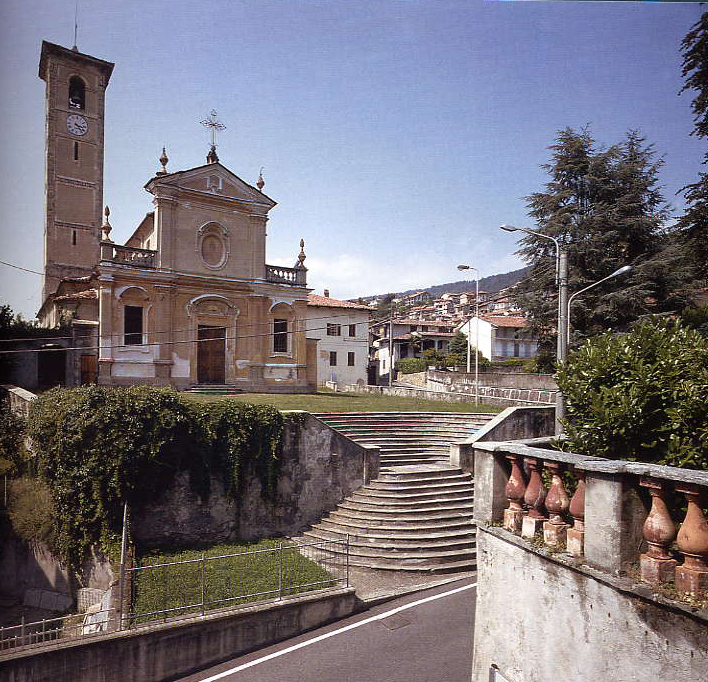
left=145, top=163, right=276, bottom=209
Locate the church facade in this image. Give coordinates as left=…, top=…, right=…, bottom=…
left=37, top=40, right=314, bottom=392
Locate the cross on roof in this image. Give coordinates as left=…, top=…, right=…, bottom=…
left=200, top=109, right=226, bottom=148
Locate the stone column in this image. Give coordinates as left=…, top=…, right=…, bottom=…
left=579, top=460, right=644, bottom=576
left=473, top=444, right=508, bottom=525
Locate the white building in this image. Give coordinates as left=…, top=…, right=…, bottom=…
left=456, top=315, right=538, bottom=361
left=305, top=293, right=371, bottom=389
left=372, top=318, right=456, bottom=381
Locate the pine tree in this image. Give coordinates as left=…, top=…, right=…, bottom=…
left=678, top=12, right=708, bottom=278
left=513, top=127, right=687, bottom=361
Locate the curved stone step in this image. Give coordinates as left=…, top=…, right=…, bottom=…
left=304, top=526, right=477, bottom=544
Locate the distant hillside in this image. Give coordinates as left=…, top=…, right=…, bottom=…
left=359, top=267, right=530, bottom=301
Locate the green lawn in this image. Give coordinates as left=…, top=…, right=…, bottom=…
left=131, top=539, right=340, bottom=624
left=181, top=390, right=501, bottom=414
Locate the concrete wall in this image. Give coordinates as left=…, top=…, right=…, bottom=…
left=3, top=587, right=357, bottom=682
left=428, top=369, right=558, bottom=391
left=0, top=538, right=114, bottom=602
left=450, top=406, right=555, bottom=473
left=345, top=383, right=532, bottom=407
left=132, top=412, right=379, bottom=548
left=1, top=385, right=37, bottom=418
left=472, top=527, right=707, bottom=682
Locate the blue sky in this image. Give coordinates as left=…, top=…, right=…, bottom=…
left=0, top=0, right=705, bottom=318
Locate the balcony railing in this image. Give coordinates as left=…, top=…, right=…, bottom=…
left=265, top=264, right=306, bottom=286
left=101, top=243, right=156, bottom=269
left=473, top=440, right=708, bottom=596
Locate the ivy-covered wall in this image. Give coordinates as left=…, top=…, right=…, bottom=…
left=1, top=387, right=375, bottom=588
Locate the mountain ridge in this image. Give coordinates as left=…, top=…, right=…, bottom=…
left=356, top=266, right=530, bottom=302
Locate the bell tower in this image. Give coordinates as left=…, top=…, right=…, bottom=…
left=38, top=41, right=114, bottom=303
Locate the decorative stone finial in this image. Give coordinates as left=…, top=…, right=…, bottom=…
left=256, top=166, right=265, bottom=191
left=296, top=238, right=306, bottom=268
left=157, top=146, right=169, bottom=175
left=102, top=205, right=113, bottom=242
left=207, top=144, right=219, bottom=164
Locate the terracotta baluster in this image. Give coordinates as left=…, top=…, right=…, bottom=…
left=638, top=477, right=676, bottom=585
left=521, top=457, right=547, bottom=539
left=674, top=483, right=708, bottom=595
left=543, top=461, right=570, bottom=549
left=503, top=454, right=526, bottom=534
left=566, top=468, right=586, bottom=557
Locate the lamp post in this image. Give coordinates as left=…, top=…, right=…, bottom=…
left=567, top=265, right=632, bottom=346
left=500, top=224, right=567, bottom=433
left=457, top=264, right=479, bottom=405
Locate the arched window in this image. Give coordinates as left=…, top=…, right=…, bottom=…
left=68, top=76, right=85, bottom=110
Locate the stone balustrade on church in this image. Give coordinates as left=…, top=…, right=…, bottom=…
left=265, top=264, right=307, bottom=286
left=473, top=440, right=708, bottom=594
left=100, top=242, right=156, bottom=269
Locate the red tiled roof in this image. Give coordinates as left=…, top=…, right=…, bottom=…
left=54, top=289, right=98, bottom=302
left=307, top=294, right=372, bottom=311
left=482, top=315, right=528, bottom=328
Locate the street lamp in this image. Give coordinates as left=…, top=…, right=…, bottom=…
left=500, top=224, right=567, bottom=433
left=567, top=265, right=632, bottom=346
left=457, top=264, right=479, bottom=405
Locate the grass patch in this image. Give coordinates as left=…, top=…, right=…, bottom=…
left=181, top=390, right=501, bottom=414
left=131, top=539, right=339, bottom=624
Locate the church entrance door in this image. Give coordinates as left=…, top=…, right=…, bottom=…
left=197, top=325, right=226, bottom=384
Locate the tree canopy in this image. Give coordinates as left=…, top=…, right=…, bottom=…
left=677, top=12, right=708, bottom=278
left=512, top=127, right=690, bottom=363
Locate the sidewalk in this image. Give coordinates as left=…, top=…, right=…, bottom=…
left=345, top=565, right=476, bottom=607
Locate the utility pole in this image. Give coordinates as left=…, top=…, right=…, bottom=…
left=555, top=249, right=569, bottom=433
left=388, top=305, right=394, bottom=388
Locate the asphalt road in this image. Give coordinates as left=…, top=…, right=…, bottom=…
left=177, top=577, right=476, bottom=682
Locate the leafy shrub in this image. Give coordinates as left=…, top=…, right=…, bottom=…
left=25, top=386, right=288, bottom=569
left=6, top=477, right=56, bottom=546
left=556, top=319, right=708, bottom=468
left=396, top=358, right=428, bottom=374
left=0, top=397, right=25, bottom=476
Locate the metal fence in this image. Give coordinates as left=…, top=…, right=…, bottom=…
left=0, top=537, right=348, bottom=654
left=0, top=609, right=115, bottom=652
left=125, top=537, right=349, bottom=626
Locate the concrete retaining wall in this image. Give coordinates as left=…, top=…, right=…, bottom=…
left=2, top=587, right=357, bottom=682
left=132, top=412, right=379, bottom=547
left=426, top=370, right=558, bottom=404
left=450, top=406, right=555, bottom=473
left=1, top=384, right=37, bottom=418
left=345, top=383, right=531, bottom=407
left=471, top=527, right=706, bottom=682
left=429, top=369, right=558, bottom=391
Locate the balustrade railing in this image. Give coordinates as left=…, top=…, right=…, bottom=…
left=475, top=441, right=708, bottom=598
left=100, top=242, right=156, bottom=268
left=265, top=264, right=307, bottom=286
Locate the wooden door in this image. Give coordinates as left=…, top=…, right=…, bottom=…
left=81, top=355, right=98, bottom=384
left=197, top=325, right=226, bottom=384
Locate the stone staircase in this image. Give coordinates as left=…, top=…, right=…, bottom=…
left=301, top=411, right=495, bottom=572
left=185, top=384, right=244, bottom=395
left=312, top=412, right=493, bottom=469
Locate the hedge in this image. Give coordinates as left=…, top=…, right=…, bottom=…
left=556, top=319, right=708, bottom=469
left=21, top=386, right=296, bottom=569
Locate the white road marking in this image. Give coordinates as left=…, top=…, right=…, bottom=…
left=196, top=582, right=477, bottom=681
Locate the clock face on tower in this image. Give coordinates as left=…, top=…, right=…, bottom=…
left=66, top=114, right=88, bottom=136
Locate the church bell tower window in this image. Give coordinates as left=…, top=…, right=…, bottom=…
left=68, top=76, right=85, bottom=110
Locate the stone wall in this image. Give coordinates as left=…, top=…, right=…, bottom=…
left=471, top=440, right=708, bottom=682
left=130, top=412, right=379, bottom=548
left=1, top=384, right=37, bottom=418
left=427, top=369, right=558, bottom=404
left=345, top=383, right=536, bottom=407
left=472, top=528, right=706, bottom=682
